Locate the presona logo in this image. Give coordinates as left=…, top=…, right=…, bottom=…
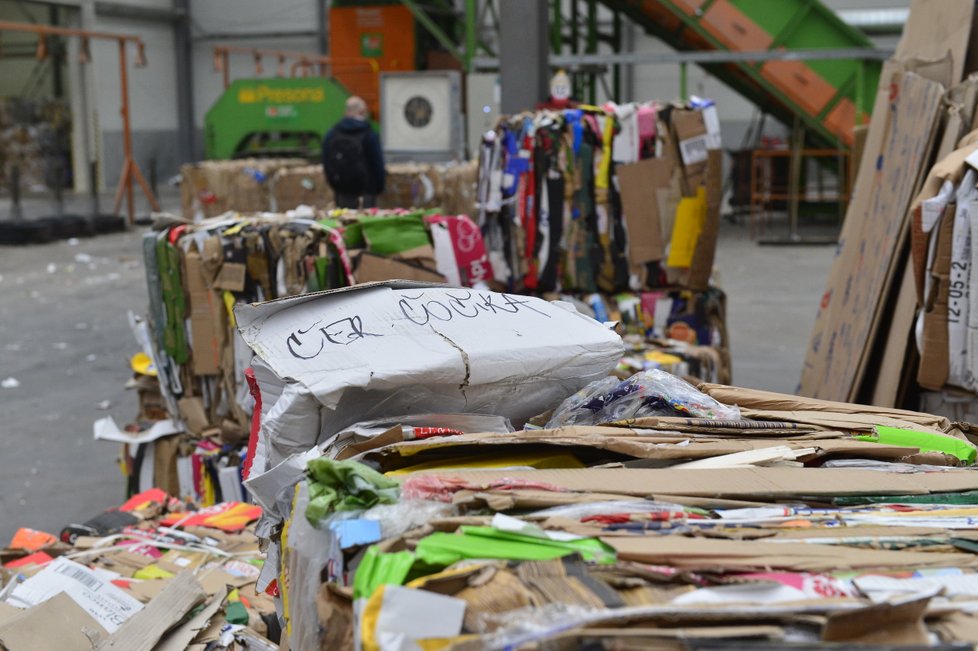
left=237, top=85, right=326, bottom=104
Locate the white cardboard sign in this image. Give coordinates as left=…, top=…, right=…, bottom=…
left=235, top=282, right=622, bottom=441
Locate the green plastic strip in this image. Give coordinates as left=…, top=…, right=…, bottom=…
left=416, top=526, right=616, bottom=567
left=353, top=546, right=415, bottom=600
left=856, top=426, right=977, bottom=464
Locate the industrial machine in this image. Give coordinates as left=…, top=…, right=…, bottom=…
left=204, top=76, right=353, bottom=160
left=380, top=70, right=465, bottom=162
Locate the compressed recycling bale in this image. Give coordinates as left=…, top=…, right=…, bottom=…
left=439, top=160, right=478, bottom=217
left=270, top=165, right=334, bottom=211
left=180, top=158, right=306, bottom=220
left=378, top=162, right=444, bottom=209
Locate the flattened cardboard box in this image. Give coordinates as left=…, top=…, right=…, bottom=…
left=354, top=254, right=446, bottom=285
left=617, top=158, right=670, bottom=265
left=416, top=466, right=978, bottom=498
left=799, top=69, right=945, bottom=401
left=184, top=251, right=225, bottom=376
left=605, top=536, right=978, bottom=572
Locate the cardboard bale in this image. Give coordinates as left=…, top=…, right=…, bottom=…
left=439, top=160, right=479, bottom=216
left=378, top=162, right=444, bottom=209
left=180, top=158, right=306, bottom=220
left=270, top=164, right=334, bottom=211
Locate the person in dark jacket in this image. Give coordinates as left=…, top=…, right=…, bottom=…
left=321, top=96, right=386, bottom=209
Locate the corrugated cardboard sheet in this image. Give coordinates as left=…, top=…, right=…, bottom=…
left=801, top=0, right=978, bottom=403
left=799, top=69, right=945, bottom=401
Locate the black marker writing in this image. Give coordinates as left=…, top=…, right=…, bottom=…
left=286, top=315, right=381, bottom=359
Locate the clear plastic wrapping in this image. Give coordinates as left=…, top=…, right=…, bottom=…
left=546, top=369, right=740, bottom=428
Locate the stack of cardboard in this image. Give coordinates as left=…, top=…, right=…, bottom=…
left=800, top=0, right=978, bottom=414
left=230, top=282, right=978, bottom=649
left=101, top=208, right=503, bottom=503
left=268, top=164, right=334, bottom=212
left=181, top=159, right=481, bottom=220
left=0, top=489, right=276, bottom=650
left=180, top=159, right=307, bottom=221
left=376, top=162, right=445, bottom=210
left=439, top=160, right=479, bottom=217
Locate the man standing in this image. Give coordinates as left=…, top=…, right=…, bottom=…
left=322, top=96, right=386, bottom=208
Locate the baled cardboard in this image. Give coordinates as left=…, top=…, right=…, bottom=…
left=269, top=165, right=334, bottom=212
left=236, top=282, right=623, bottom=467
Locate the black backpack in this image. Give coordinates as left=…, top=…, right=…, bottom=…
left=323, top=129, right=369, bottom=194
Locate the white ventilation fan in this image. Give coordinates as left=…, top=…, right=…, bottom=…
left=380, top=71, right=463, bottom=162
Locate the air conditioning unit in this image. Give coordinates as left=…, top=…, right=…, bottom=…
left=380, top=71, right=464, bottom=162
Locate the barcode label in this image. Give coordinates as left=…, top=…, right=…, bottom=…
left=55, top=563, right=101, bottom=590
left=679, top=135, right=710, bottom=165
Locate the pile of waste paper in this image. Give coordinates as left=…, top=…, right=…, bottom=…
left=281, top=378, right=978, bottom=649
left=223, top=282, right=978, bottom=649
left=0, top=489, right=274, bottom=650
left=101, top=207, right=730, bottom=510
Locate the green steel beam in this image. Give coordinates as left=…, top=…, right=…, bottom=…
left=464, top=0, right=477, bottom=71
left=816, top=72, right=855, bottom=122
left=402, top=0, right=466, bottom=69
left=551, top=0, right=562, bottom=53
left=750, top=3, right=812, bottom=71
left=610, top=0, right=846, bottom=147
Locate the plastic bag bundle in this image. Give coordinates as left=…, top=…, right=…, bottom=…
left=546, top=369, right=740, bottom=428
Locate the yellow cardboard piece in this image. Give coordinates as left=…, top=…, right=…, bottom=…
left=223, top=291, right=237, bottom=328
left=667, top=187, right=706, bottom=268
left=134, top=564, right=176, bottom=580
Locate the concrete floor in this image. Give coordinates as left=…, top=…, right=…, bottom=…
left=0, top=198, right=837, bottom=543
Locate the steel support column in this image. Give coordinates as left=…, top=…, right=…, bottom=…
left=174, top=0, right=195, bottom=163
left=499, top=0, right=549, bottom=113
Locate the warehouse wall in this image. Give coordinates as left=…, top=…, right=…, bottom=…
left=0, top=1, right=59, bottom=100
left=92, top=12, right=180, bottom=189
left=15, top=0, right=911, bottom=194
left=190, top=0, right=319, bottom=160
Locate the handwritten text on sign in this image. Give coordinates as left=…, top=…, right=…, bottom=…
left=285, top=290, right=552, bottom=360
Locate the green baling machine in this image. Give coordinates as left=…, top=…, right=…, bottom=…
left=204, top=77, right=352, bottom=160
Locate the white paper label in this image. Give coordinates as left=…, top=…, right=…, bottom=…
left=679, top=135, right=710, bottom=166
left=8, top=557, right=143, bottom=632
